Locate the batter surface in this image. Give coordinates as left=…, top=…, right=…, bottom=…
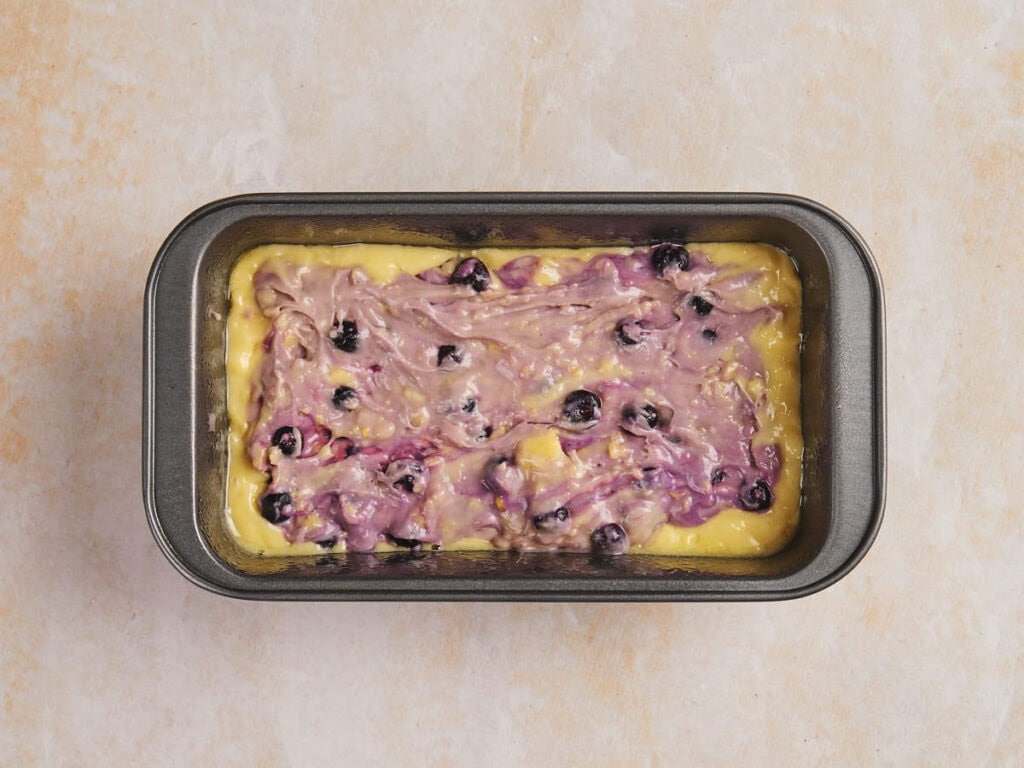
left=225, top=242, right=802, bottom=556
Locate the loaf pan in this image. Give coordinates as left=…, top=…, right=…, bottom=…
left=143, top=193, right=885, bottom=601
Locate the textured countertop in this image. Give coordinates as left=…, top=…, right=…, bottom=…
left=2, top=2, right=1021, bottom=765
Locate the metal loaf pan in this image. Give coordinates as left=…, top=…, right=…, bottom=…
left=143, top=193, right=885, bottom=601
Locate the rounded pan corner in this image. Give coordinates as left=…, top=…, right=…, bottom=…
left=774, top=521, right=886, bottom=602
left=145, top=192, right=287, bottom=296
left=773, top=192, right=887, bottom=309
left=140, top=477, right=244, bottom=600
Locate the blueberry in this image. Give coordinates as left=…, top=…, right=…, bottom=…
left=329, top=437, right=358, bottom=461
left=532, top=506, right=570, bottom=532
left=331, top=385, right=358, bottom=410
left=590, top=522, right=629, bottom=554
left=690, top=295, right=713, bottom=316
left=562, top=389, right=601, bottom=426
left=477, top=425, right=493, bottom=441
left=702, top=328, right=717, bottom=341
left=482, top=455, right=523, bottom=495
left=651, top=243, right=690, bottom=276
left=738, top=479, right=773, bottom=511
left=462, top=398, right=477, bottom=413
left=614, top=319, right=646, bottom=346
left=485, top=455, right=511, bottom=470
left=387, top=535, right=422, bottom=550
left=637, top=466, right=665, bottom=490
left=316, top=536, right=338, bottom=549
left=639, top=404, right=659, bottom=428
left=437, top=344, right=463, bottom=366
left=621, top=403, right=660, bottom=434
left=450, top=258, right=491, bottom=292
left=259, top=492, right=293, bottom=524
left=711, top=468, right=726, bottom=485
left=328, top=320, right=359, bottom=352
left=271, top=426, right=300, bottom=456
left=385, top=460, right=426, bottom=494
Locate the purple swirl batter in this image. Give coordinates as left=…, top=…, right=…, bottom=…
left=244, top=244, right=786, bottom=554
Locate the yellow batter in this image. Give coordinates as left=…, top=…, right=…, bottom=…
left=225, top=243, right=802, bottom=556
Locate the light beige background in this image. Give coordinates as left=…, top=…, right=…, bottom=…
left=1, top=1, right=1021, bottom=765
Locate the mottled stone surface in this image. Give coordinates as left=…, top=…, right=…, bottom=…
left=1, top=1, right=1021, bottom=765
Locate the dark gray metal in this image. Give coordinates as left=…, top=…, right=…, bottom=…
left=142, top=193, right=885, bottom=601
